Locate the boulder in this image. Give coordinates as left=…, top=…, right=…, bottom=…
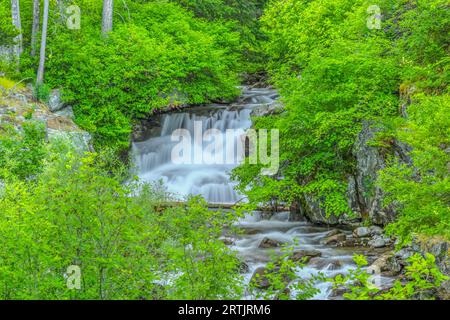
left=258, top=237, right=284, bottom=249
left=339, top=237, right=370, bottom=247
left=322, top=233, right=346, bottom=245
left=368, top=236, right=387, bottom=248
left=250, top=267, right=270, bottom=289
left=325, top=229, right=342, bottom=238
left=48, top=89, right=65, bottom=112
left=326, top=260, right=343, bottom=271
left=329, top=286, right=350, bottom=299
left=367, top=252, right=402, bottom=276
left=250, top=101, right=284, bottom=117
left=369, top=226, right=384, bottom=236
left=238, top=261, right=250, bottom=274
left=250, top=265, right=291, bottom=290
left=351, top=122, right=411, bottom=226
left=289, top=250, right=322, bottom=263
left=220, top=237, right=235, bottom=246
left=55, top=105, right=74, bottom=119
left=353, top=227, right=371, bottom=238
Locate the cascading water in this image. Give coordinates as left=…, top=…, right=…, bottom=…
left=132, top=87, right=277, bottom=204
left=132, top=87, right=392, bottom=299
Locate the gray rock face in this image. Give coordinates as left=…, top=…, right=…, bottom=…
left=368, top=237, right=387, bottom=248
left=55, top=105, right=74, bottom=119
left=409, top=238, right=450, bottom=299
left=369, top=226, right=384, bottom=236
left=411, top=238, right=450, bottom=276
left=353, top=227, right=371, bottom=238
left=299, top=195, right=340, bottom=225
left=290, top=121, right=412, bottom=227
left=353, top=122, right=394, bottom=225
left=250, top=101, right=284, bottom=117
left=48, top=89, right=65, bottom=112
left=47, top=129, right=92, bottom=152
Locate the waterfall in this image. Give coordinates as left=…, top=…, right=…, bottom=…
left=132, top=87, right=278, bottom=204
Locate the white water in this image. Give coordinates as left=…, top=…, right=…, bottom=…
left=230, top=211, right=394, bottom=300
left=132, top=87, right=278, bottom=203
left=132, top=87, right=392, bottom=299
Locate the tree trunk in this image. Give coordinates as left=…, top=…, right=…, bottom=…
left=37, top=0, right=49, bottom=85
left=57, top=0, right=66, bottom=22
left=10, top=0, right=23, bottom=60
left=102, top=0, right=114, bottom=35
left=31, top=0, right=40, bottom=56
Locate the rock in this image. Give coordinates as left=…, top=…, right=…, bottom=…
left=48, top=89, right=65, bottom=112
left=385, top=255, right=403, bottom=275
left=368, top=236, right=387, bottom=248
left=250, top=265, right=291, bottom=290
left=353, top=227, right=371, bottom=238
left=238, top=261, right=250, bottom=274
left=329, top=286, right=350, bottom=299
left=411, top=237, right=450, bottom=277
left=350, top=122, right=412, bottom=226
left=47, top=116, right=77, bottom=131
left=367, top=252, right=402, bottom=276
left=369, top=226, right=384, bottom=236
left=258, top=237, right=284, bottom=249
left=339, top=237, right=370, bottom=247
left=394, top=248, right=414, bottom=263
left=322, top=233, right=346, bottom=245
left=274, top=287, right=291, bottom=300
left=220, top=238, right=235, bottom=246
left=325, top=229, right=342, bottom=238
left=242, top=228, right=260, bottom=235
left=437, top=280, right=450, bottom=300
left=55, top=105, right=74, bottom=118
left=308, top=258, right=342, bottom=270
left=289, top=250, right=322, bottom=263
left=250, top=101, right=284, bottom=117
left=250, top=267, right=270, bottom=289
left=367, top=253, right=390, bottom=274
left=325, top=260, right=343, bottom=270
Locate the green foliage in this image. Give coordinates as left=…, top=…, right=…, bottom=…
left=248, top=245, right=321, bottom=300
left=331, top=253, right=449, bottom=300
left=33, top=83, right=51, bottom=103
left=234, top=0, right=400, bottom=215
left=0, top=0, right=18, bottom=46
left=172, top=0, right=269, bottom=74
left=233, top=0, right=449, bottom=225
left=3, top=0, right=243, bottom=151
left=0, top=139, right=243, bottom=299
left=378, top=94, right=450, bottom=244
left=0, top=120, right=47, bottom=180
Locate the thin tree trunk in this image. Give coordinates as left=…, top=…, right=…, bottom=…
left=31, top=0, right=40, bottom=56
left=37, top=0, right=49, bottom=85
left=10, top=0, right=23, bottom=60
left=57, top=0, right=66, bottom=22
left=102, top=0, right=114, bottom=35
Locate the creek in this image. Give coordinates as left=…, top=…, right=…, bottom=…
left=131, top=87, right=392, bottom=299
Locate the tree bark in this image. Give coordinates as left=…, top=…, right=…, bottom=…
left=10, top=0, right=23, bottom=60
left=57, top=0, right=66, bottom=22
left=31, top=0, right=40, bottom=56
left=102, top=0, right=114, bottom=35
left=37, top=0, right=49, bottom=85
